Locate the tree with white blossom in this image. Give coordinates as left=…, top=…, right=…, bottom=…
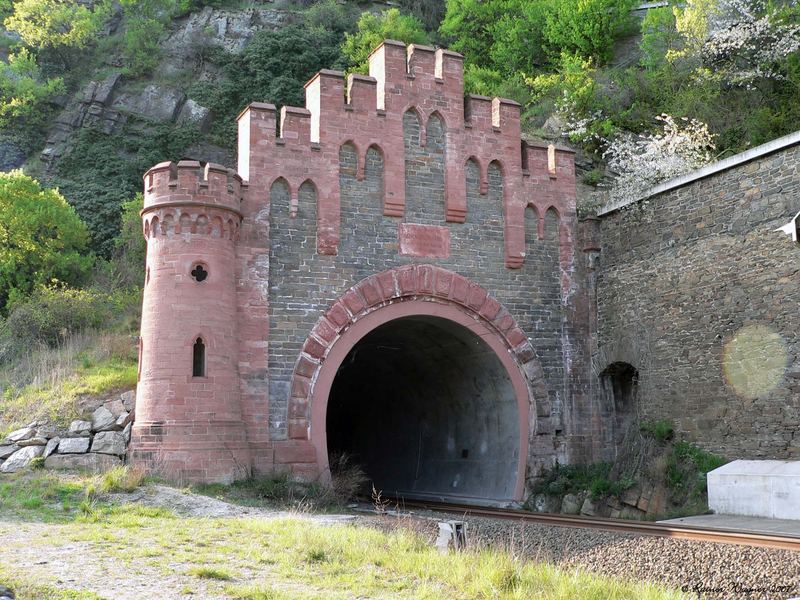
left=674, top=0, right=800, bottom=84
left=602, top=114, right=716, bottom=203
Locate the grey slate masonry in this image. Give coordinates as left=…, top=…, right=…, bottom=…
left=597, top=143, right=800, bottom=459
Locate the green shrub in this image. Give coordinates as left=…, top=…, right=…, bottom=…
left=119, top=0, right=174, bottom=76
left=53, top=121, right=200, bottom=257
left=0, top=49, right=64, bottom=131
left=0, top=171, right=93, bottom=313
left=543, top=0, right=636, bottom=65
left=342, top=8, right=429, bottom=73
left=582, top=169, right=605, bottom=187
left=531, top=461, right=632, bottom=500
left=110, top=194, right=147, bottom=289
left=4, top=0, right=112, bottom=51
left=440, top=0, right=515, bottom=68
left=191, top=25, right=343, bottom=145
left=1, top=285, right=114, bottom=352
left=640, top=419, right=674, bottom=442
left=305, top=0, right=359, bottom=35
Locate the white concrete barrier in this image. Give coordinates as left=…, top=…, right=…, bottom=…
left=708, top=460, right=800, bottom=520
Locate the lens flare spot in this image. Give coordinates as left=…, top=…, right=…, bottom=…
left=723, top=324, right=787, bottom=399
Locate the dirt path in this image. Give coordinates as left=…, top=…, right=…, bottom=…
left=0, top=486, right=357, bottom=600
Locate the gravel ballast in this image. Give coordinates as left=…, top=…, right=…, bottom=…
left=362, top=509, right=800, bottom=600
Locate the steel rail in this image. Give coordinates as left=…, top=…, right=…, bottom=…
left=387, top=499, right=800, bottom=552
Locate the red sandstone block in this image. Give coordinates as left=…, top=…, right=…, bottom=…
left=478, top=296, right=501, bottom=321
left=295, top=355, right=319, bottom=379
left=290, top=377, right=310, bottom=400
left=450, top=274, right=469, bottom=303
left=433, top=268, right=452, bottom=297
left=507, top=327, right=527, bottom=347
left=397, top=265, right=417, bottom=294
left=341, top=290, right=365, bottom=316
left=287, top=421, right=308, bottom=440
left=377, top=271, right=397, bottom=299
left=466, top=284, right=487, bottom=311
left=288, top=399, right=308, bottom=418
left=417, top=265, right=435, bottom=294
left=313, top=317, right=337, bottom=343
left=494, top=311, right=515, bottom=333
left=358, top=279, right=381, bottom=307
left=515, top=342, right=536, bottom=365
left=274, top=441, right=316, bottom=463
left=302, top=336, right=327, bottom=360
left=326, top=302, right=350, bottom=329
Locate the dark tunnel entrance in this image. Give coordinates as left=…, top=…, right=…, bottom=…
left=326, top=315, right=521, bottom=503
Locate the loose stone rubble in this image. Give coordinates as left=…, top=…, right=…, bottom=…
left=0, top=390, right=134, bottom=474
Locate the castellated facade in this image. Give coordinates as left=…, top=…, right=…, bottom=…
left=132, top=39, right=800, bottom=504
left=132, top=40, right=596, bottom=503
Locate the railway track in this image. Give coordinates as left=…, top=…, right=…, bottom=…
left=381, top=498, right=800, bottom=552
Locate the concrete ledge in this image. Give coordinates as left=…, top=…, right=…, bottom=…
left=708, top=460, right=800, bottom=521
left=599, top=129, right=800, bottom=216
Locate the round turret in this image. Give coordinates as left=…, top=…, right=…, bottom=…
left=131, top=160, right=251, bottom=483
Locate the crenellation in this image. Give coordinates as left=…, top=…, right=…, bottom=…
left=406, top=43, right=436, bottom=79
left=492, top=97, right=521, bottom=133
left=434, top=48, right=463, bottom=82
left=465, top=95, right=493, bottom=130
left=279, top=106, right=311, bottom=144
left=346, top=74, right=377, bottom=110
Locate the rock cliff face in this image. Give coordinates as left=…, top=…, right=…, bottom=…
left=37, top=4, right=292, bottom=173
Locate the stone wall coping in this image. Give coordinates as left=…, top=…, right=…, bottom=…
left=598, top=129, right=800, bottom=216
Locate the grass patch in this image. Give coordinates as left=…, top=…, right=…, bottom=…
left=530, top=462, right=634, bottom=500
left=0, top=472, right=684, bottom=599
left=0, top=468, right=150, bottom=523
left=0, top=332, right=137, bottom=436
left=188, top=566, right=234, bottom=580
left=0, top=563, right=104, bottom=599
left=56, top=512, right=683, bottom=599
left=639, top=419, right=675, bottom=442
left=666, top=441, right=727, bottom=502
left=97, top=465, right=147, bottom=494
left=193, top=457, right=366, bottom=511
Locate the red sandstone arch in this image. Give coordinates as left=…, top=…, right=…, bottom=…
left=287, top=265, right=544, bottom=501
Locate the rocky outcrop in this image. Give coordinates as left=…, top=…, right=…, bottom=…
left=0, top=390, right=135, bottom=475
left=39, top=3, right=288, bottom=172
left=0, top=445, right=44, bottom=473
left=528, top=483, right=669, bottom=520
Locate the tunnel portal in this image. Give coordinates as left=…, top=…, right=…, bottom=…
left=326, top=315, right=521, bottom=503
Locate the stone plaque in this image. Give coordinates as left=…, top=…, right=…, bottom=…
left=398, top=223, right=450, bottom=258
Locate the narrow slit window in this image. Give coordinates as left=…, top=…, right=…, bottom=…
left=192, top=338, right=205, bottom=377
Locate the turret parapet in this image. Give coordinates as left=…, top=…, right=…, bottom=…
left=142, top=161, right=243, bottom=241
left=279, top=106, right=312, bottom=144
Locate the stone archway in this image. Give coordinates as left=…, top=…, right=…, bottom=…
left=287, top=265, right=548, bottom=503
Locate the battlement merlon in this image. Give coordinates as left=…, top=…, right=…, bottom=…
left=143, top=160, right=243, bottom=215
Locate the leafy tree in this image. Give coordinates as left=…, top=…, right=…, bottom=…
left=111, top=194, right=147, bottom=289
left=0, top=48, right=64, bottom=129
left=488, top=2, right=549, bottom=74
left=54, top=121, right=199, bottom=257
left=4, top=0, right=111, bottom=50
left=305, top=0, right=359, bottom=35
left=342, top=8, right=430, bottom=73
left=0, top=171, right=92, bottom=313
left=639, top=6, right=683, bottom=70
left=191, top=24, right=344, bottom=145
left=542, top=0, right=636, bottom=64
left=603, top=114, right=715, bottom=202
left=119, top=0, right=175, bottom=76
left=396, top=0, right=447, bottom=30
left=440, top=0, right=515, bottom=68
